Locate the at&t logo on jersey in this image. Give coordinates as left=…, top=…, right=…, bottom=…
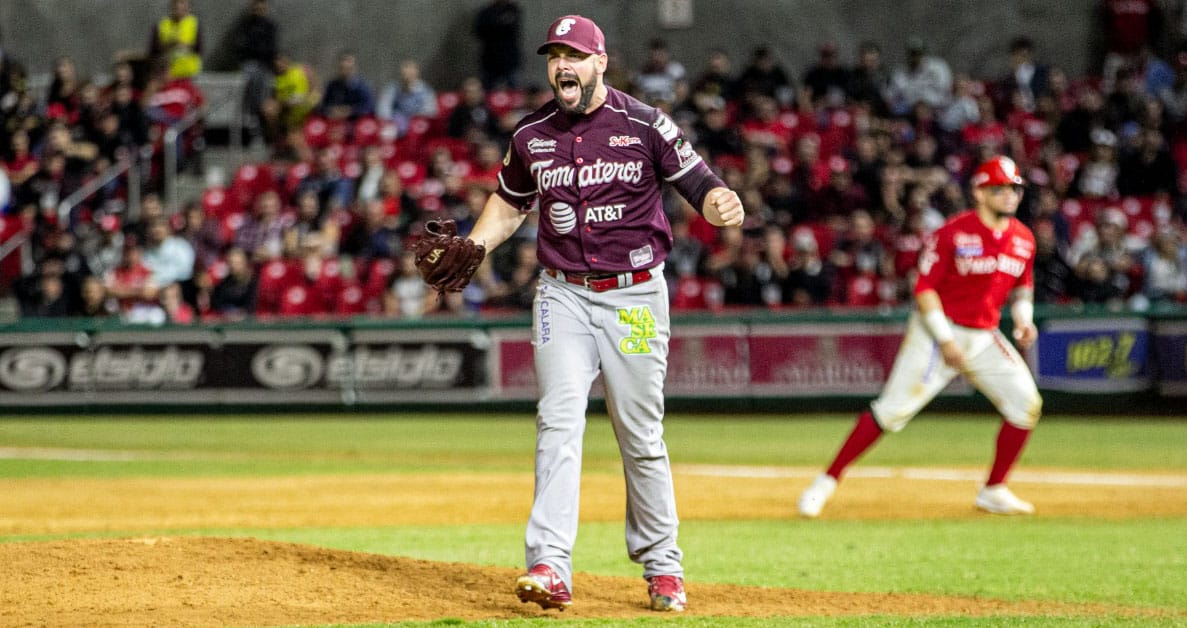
left=585, top=203, right=625, bottom=223
left=549, top=202, right=577, bottom=234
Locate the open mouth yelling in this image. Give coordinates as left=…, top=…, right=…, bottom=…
left=555, top=74, right=583, bottom=107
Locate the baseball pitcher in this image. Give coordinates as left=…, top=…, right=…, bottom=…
left=414, top=14, right=744, bottom=612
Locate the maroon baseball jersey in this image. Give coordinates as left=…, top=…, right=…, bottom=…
left=495, top=86, right=723, bottom=273
left=914, top=210, right=1035, bottom=330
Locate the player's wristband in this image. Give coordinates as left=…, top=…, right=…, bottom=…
left=922, top=309, right=955, bottom=344
left=1010, top=300, right=1034, bottom=329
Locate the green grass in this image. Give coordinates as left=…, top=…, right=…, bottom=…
left=2, top=414, right=1186, bottom=478
left=2, top=413, right=1186, bottom=627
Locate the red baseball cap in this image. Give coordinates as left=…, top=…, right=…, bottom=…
left=971, top=156, right=1025, bottom=188
left=537, top=15, right=605, bottom=56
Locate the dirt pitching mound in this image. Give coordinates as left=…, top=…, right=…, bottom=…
left=2, top=536, right=1165, bottom=627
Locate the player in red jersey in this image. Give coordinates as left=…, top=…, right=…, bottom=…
left=799, top=155, right=1042, bottom=517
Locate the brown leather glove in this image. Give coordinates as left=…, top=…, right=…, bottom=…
left=413, top=219, right=486, bottom=293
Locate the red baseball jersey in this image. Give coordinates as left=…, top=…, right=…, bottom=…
left=914, top=210, right=1035, bottom=329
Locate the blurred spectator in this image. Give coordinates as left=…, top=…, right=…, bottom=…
left=447, top=76, right=499, bottom=142
left=1138, top=226, right=1187, bottom=305
left=1092, top=0, right=1167, bottom=90
left=159, top=281, right=194, bottom=323
left=960, top=95, right=1008, bottom=155
left=1032, top=218, right=1076, bottom=303
left=740, top=94, right=793, bottom=155
left=1056, top=85, right=1108, bottom=154
left=340, top=198, right=400, bottom=262
left=1070, top=206, right=1137, bottom=293
left=1070, top=128, right=1120, bottom=198
left=148, top=0, right=203, bottom=80
left=485, top=238, right=539, bottom=310
left=694, top=96, right=745, bottom=160
left=104, top=237, right=161, bottom=318
left=996, top=36, right=1050, bottom=115
left=473, top=0, right=523, bottom=90
left=714, top=222, right=783, bottom=307
left=1072, top=252, right=1127, bottom=305
left=317, top=50, right=375, bottom=121
left=781, top=226, right=836, bottom=306
left=1117, top=127, right=1179, bottom=198
left=297, top=146, right=354, bottom=214
left=377, top=59, right=438, bottom=135
left=886, top=37, right=952, bottom=116
left=807, top=156, right=870, bottom=225
left=383, top=248, right=431, bottom=318
left=17, top=259, right=72, bottom=317
left=210, top=246, right=258, bottom=318
left=178, top=200, right=224, bottom=269
left=737, top=45, right=795, bottom=110
left=939, top=74, right=982, bottom=136
left=262, top=52, right=319, bottom=153
left=141, top=216, right=195, bottom=287
left=3, top=129, right=39, bottom=189
left=635, top=38, right=687, bottom=105
left=46, top=56, right=82, bottom=124
left=235, top=189, right=287, bottom=263
left=144, top=60, right=206, bottom=175
left=802, top=42, right=849, bottom=109
left=847, top=41, right=891, bottom=116
left=691, top=48, right=738, bottom=103
left=225, top=0, right=279, bottom=141
left=76, top=275, right=113, bottom=317
left=289, top=187, right=339, bottom=245
left=83, top=213, right=125, bottom=279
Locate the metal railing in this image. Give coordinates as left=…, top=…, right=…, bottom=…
left=163, top=85, right=244, bottom=213
left=56, top=148, right=145, bottom=225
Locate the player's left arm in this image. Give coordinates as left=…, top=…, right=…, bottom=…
left=1008, top=286, right=1037, bottom=349
left=1009, top=227, right=1038, bottom=349
left=702, top=187, right=744, bottom=227
left=650, top=110, right=743, bottom=227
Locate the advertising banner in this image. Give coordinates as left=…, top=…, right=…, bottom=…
left=0, top=327, right=489, bottom=406
left=1152, top=319, right=1187, bottom=397
left=1034, top=317, right=1151, bottom=393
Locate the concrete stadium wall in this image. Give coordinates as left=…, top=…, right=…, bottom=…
left=3, top=0, right=1099, bottom=90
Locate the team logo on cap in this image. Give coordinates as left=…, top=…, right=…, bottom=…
left=555, top=18, right=576, bottom=36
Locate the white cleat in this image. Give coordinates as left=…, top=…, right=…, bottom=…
left=798, top=474, right=837, bottom=518
left=975, top=484, right=1035, bottom=515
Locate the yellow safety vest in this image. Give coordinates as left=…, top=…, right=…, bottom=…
left=157, top=15, right=201, bottom=78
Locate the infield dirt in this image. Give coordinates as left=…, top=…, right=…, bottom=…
left=3, top=469, right=1185, bottom=626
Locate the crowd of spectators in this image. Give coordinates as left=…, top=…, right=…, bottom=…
left=3, top=0, right=1187, bottom=325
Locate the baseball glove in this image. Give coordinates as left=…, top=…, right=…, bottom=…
left=413, top=219, right=486, bottom=293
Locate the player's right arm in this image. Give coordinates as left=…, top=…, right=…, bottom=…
left=468, top=192, right=528, bottom=253
left=916, top=289, right=966, bottom=371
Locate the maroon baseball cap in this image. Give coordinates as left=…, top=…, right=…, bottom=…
left=537, top=15, right=605, bottom=56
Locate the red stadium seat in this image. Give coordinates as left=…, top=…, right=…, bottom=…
left=334, top=282, right=369, bottom=315
left=202, top=186, right=231, bottom=218
left=436, top=91, right=461, bottom=120
left=302, top=116, right=330, bottom=149
left=256, top=259, right=302, bottom=314
left=351, top=116, right=382, bottom=146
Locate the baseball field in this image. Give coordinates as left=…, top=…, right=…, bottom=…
left=1, top=412, right=1185, bottom=627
